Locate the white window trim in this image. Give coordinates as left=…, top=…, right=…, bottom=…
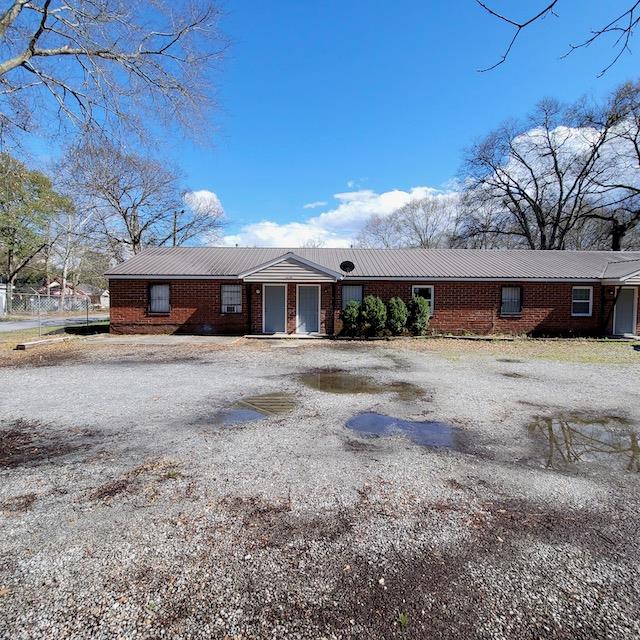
left=571, top=286, right=593, bottom=317
left=411, top=285, right=435, bottom=314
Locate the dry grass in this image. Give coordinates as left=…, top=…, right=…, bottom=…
left=386, top=336, right=640, bottom=365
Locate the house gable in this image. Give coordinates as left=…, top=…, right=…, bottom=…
left=241, top=253, right=341, bottom=282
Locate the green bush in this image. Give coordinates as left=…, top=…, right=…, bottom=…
left=341, top=300, right=361, bottom=336
left=408, top=295, right=430, bottom=335
left=386, top=297, right=408, bottom=335
left=360, top=295, right=387, bottom=336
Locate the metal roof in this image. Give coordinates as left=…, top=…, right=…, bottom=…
left=105, top=247, right=640, bottom=281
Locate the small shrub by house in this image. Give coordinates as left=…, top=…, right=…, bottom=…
left=360, top=295, right=387, bottom=337
left=387, top=297, right=408, bottom=335
left=408, top=295, right=430, bottom=336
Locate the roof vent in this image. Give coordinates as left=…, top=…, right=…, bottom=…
left=340, top=260, right=355, bottom=273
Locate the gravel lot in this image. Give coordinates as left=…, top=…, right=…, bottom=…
left=1, top=337, right=639, bottom=639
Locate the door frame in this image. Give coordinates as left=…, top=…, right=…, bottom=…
left=612, top=286, right=638, bottom=336
left=262, top=283, right=287, bottom=334
left=295, top=284, right=321, bottom=334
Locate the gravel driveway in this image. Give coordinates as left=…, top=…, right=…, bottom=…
left=1, top=339, right=639, bottom=639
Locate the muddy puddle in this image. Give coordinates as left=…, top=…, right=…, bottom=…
left=529, top=414, right=639, bottom=472
left=346, top=412, right=464, bottom=450
left=213, top=393, right=296, bottom=426
left=298, top=369, right=426, bottom=401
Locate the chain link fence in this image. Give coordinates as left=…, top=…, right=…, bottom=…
left=5, top=291, right=94, bottom=336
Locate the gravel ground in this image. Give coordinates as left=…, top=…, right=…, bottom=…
left=1, top=338, right=639, bottom=639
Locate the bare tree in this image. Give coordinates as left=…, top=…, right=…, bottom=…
left=477, top=1, right=639, bottom=76
left=0, top=1, right=224, bottom=142
left=357, top=194, right=458, bottom=249
left=60, top=138, right=223, bottom=259
left=461, top=92, right=639, bottom=250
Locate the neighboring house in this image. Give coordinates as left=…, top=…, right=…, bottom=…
left=38, top=278, right=89, bottom=299
left=76, top=284, right=110, bottom=308
left=105, top=247, right=640, bottom=337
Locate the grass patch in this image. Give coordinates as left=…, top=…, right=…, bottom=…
left=389, top=336, right=640, bottom=365
left=0, top=321, right=109, bottom=350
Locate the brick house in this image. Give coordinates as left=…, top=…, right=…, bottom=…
left=106, top=247, right=640, bottom=337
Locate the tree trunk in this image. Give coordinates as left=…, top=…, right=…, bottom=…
left=611, top=221, right=625, bottom=251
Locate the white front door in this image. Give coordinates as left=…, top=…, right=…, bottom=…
left=613, top=287, right=637, bottom=335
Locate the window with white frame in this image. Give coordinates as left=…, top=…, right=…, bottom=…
left=221, top=284, right=242, bottom=313
left=149, top=283, right=170, bottom=313
left=571, top=286, right=593, bottom=316
left=412, top=285, right=434, bottom=315
left=501, top=286, right=521, bottom=315
left=342, top=284, right=363, bottom=310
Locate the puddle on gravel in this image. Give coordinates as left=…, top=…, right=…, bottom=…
left=298, top=369, right=426, bottom=401
left=502, top=372, right=529, bottom=379
left=529, top=414, right=639, bottom=472
left=345, top=412, right=464, bottom=449
left=213, top=393, right=296, bottom=425
left=496, top=357, right=524, bottom=363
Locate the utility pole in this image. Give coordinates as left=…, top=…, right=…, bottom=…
left=172, top=209, right=184, bottom=247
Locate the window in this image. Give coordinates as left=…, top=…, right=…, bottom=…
left=221, top=284, right=242, bottom=313
left=149, top=284, right=170, bottom=313
left=342, top=284, right=363, bottom=310
left=572, top=286, right=593, bottom=317
left=412, top=285, right=434, bottom=315
left=501, top=286, right=522, bottom=315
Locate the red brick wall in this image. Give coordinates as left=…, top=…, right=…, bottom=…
left=249, top=283, right=334, bottom=334
left=110, top=278, right=636, bottom=337
left=109, top=279, right=250, bottom=334
left=333, top=280, right=612, bottom=336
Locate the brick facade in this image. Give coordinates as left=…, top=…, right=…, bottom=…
left=109, top=278, right=638, bottom=337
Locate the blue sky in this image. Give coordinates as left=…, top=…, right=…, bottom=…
left=40, top=2, right=640, bottom=247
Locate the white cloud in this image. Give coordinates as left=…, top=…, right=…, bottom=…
left=219, top=185, right=447, bottom=248
left=303, top=200, right=327, bottom=209
left=183, top=189, right=223, bottom=215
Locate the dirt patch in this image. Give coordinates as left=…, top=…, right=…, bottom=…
left=0, top=419, right=98, bottom=468
left=2, top=492, right=36, bottom=515
left=293, top=497, right=639, bottom=639
left=220, top=494, right=354, bottom=549
left=88, top=458, right=184, bottom=503
left=0, top=345, right=87, bottom=368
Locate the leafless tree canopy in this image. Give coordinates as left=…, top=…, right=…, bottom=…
left=58, top=138, right=224, bottom=258
left=0, top=0, right=224, bottom=142
left=357, top=195, right=458, bottom=249
left=477, top=1, right=639, bottom=75
left=460, top=82, right=640, bottom=250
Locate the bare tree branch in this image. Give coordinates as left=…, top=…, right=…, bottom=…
left=477, top=1, right=638, bottom=75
